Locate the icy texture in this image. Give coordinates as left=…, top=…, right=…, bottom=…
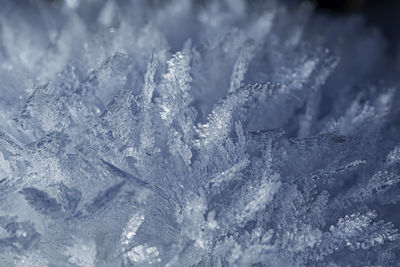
left=0, top=0, right=400, bottom=266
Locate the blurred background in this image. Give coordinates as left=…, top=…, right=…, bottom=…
left=41, top=0, right=400, bottom=56
left=314, top=0, right=400, bottom=70
left=28, top=0, right=400, bottom=72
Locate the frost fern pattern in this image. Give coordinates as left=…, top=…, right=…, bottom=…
left=0, top=0, right=399, bottom=266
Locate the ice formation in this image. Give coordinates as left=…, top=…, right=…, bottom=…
left=0, top=0, right=399, bottom=266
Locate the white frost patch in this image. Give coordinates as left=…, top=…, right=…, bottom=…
left=120, top=211, right=145, bottom=247
left=65, top=237, right=97, bottom=267
left=126, top=244, right=161, bottom=264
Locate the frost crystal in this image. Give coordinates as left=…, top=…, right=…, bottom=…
left=0, top=0, right=400, bottom=266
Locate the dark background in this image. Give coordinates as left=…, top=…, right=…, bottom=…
left=315, top=0, right=400, bottom=57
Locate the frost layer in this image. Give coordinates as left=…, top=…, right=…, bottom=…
left=0, top=0, right=400, bottom=266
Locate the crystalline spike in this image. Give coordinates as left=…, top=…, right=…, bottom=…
left=229, top=40, right=255, bottom=93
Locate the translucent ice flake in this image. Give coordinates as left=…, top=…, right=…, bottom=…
left=208, top=159, right=249, bottom=188
left=159, top=47, right=192, bottom=126
left=228, top=172, right=281, bottom=226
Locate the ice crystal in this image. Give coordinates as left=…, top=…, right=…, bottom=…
left=0, top=0, right=399, bottom=266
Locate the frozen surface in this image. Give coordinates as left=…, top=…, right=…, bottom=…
left=0, top=0, right=400, bottom=266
